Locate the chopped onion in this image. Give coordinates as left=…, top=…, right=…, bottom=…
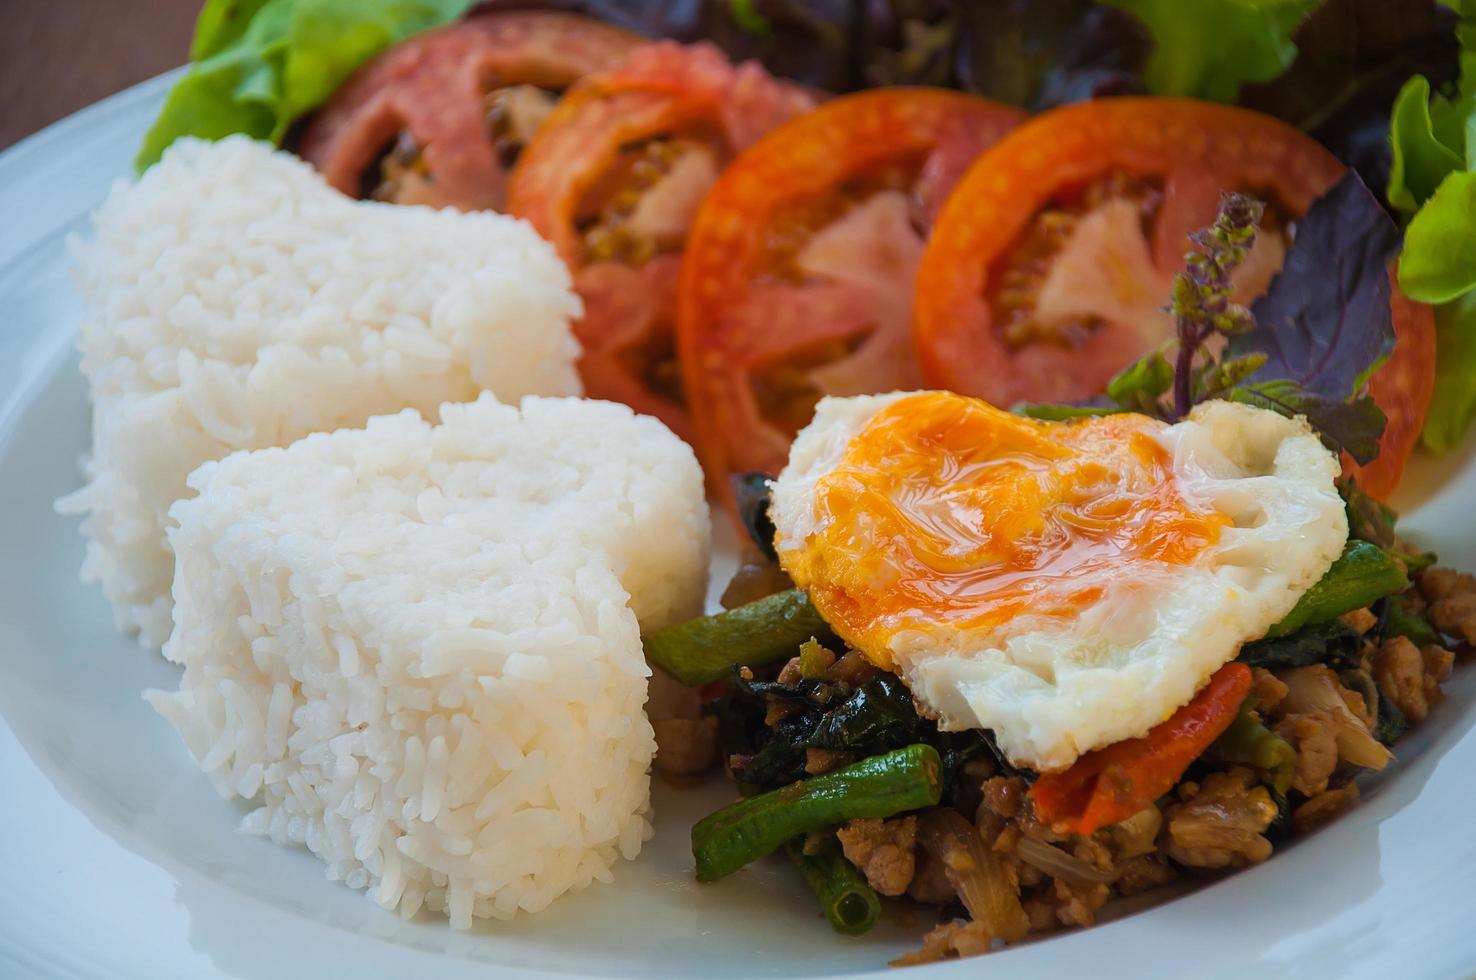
left=1280, top=665, right=1392, bottom=770
left=1014, top=835, right=1116, bottom=886
left=916, top=808, right=1029, bottom=944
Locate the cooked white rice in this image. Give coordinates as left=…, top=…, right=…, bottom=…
left=58, top=135, right=583, bottom=645
left=146, top=394, right=710, bottom=924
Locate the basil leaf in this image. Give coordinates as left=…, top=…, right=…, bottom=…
left=1230, top=381, right=1388, bottom=464
left=1105, top=350, right=1174, bottom=410
left=1013, top=401, right=1123, bottom=421
left=1233, top=173, right=1399, bottom=399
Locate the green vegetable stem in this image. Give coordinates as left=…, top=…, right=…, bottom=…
left=784, top=839, right=881, bottom=935
left=1383, top=599, right=1440, bottom=647
left=644, top=589, right=830, bottom=687
left=1266, top=541, right=1409, bottom=638
left=1210, top=696, right=1297, bottom=794
left=692, top=745, right=942, bottom=882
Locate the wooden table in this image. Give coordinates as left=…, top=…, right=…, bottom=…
left=2, top=0, right=200, bottom=150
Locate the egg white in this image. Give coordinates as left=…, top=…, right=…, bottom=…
left=771, top=394, right=1348, bottom=772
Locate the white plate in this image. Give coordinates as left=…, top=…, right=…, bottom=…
left=3, top=74, right=1476, bottom=980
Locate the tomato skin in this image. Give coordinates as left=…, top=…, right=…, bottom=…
left=913, top=98, right=1345, bottom=408
left=678, top=88, right=1025, bottom=493
left=1343, top=273, right=1436, bottom=500
left=299, top=12, right=641, bottom=211
left=507, top=42, right=814, bottom=443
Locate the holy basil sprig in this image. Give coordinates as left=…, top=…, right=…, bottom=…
left=1021, top=174, right=1398, bottom=465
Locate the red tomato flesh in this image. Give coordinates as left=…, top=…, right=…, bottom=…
left=508, top=42, right=814, bottom=443
left=677, top=87, right=1025, bottom=494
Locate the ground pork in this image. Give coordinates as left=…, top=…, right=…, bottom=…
left=1049, top=876, right=1112, bottom=927
left=907, top=849, right=956, bottom=904
left=1113, top=854, right=1178, bottom=895
left=1163, top=768, right=1277, bottom=869
left=891, top=919, right=993, bottom=966
left=1339, top=607, right=1378, bottom=635
left=1251, top=667, right=1289, bottom=711
left=1274, top=712, right=1339, bottom=796
left=1102, top=805, right=1162, bottom=860
left=1420, top=567, right=1476, bottom=644
left=836, top=816, right=917, bottom=897
left=1292, top=782, right=1361, bottom=835
left=1373, top=635, right=1451, bottom=724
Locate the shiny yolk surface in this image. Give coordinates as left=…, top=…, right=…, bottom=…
left=782, top=392, right=1230, bottom=666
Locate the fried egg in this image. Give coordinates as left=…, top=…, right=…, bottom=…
left=770, top=391, right=1347, bottom=772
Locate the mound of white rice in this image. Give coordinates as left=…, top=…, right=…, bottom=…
left=58, top=135, right=583, bottom=645
left=147, top=393, right=710, bottom=924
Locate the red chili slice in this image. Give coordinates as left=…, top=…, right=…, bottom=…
left=1029, top=661, right=1253, bottom=836
left=298, top=11, right=641, bottom=211
left=677, top=88, right=1025, bottom=491
left=506, top=42, right=815, bottom=443
left=914, top=99, right=1347, bottom=409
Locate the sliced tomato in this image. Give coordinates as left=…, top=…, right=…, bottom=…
left=298, top=12, right=640, bottom=211
left=506, top=42, right=814, bottom=443
left=677, top=88, right=1025, bottom=491
left=1343, top=271, right=1437, bottom=500
left=914, top=98, right=1347, bottom=408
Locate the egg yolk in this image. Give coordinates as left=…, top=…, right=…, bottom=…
left=782, top=392, right=1230, bottom=666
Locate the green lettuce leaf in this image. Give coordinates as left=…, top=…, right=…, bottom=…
left=1388, top=75, right=1467, bottom=213
left=1387, top=1, right=1476, bottom=449
left=136, top=0, right=474, bottom=173
left=1421, top=290, right=1476, bottom=451
left=1399, top=171, right=1476, bottom=303
left=1103, top=0, right=1325, bottom=101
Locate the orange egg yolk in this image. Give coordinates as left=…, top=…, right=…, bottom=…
left=781, top=392, right=1230, bottom=666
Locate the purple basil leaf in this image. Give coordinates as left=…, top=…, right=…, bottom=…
left=1232, top=172, right=1399, bottom=400
left=1229, top=381, right=1387, bottom=464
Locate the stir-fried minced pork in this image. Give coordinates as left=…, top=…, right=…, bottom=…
left=1251, top=666, right=1290, bottom=710
left=1275, top=712, right=1340, bottom=795
left=702, top=561, right=1472, bottom=965
left=1340, top=606, right=1378, bottom=634
left=837, top=817, right=918, bottom=896
left=891, top=919, right=994, bottom=966
left=907, top=849, right=956, bottom=904
left=1372, top=635, right=1453, bottom=724
left=1420, top=567, right=1476, bottom=643
left=1292, top=782, right=1361, bottom=835
left=1162, top=768, right=1277, bottom=869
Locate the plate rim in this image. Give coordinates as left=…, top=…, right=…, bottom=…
left=2, top=70, right=1476, bottom=980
